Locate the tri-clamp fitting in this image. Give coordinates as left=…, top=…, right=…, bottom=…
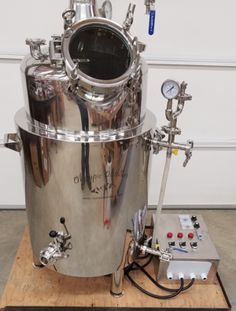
left=39, top=217, right=72, bottom=267
left=151, top=81, right=193, bottom=167
left=26, top=38, right=48, bottom=61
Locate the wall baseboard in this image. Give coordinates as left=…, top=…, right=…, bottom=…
left=0, top=204, right=235, bottom=211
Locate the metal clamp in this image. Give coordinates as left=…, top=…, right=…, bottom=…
left=183, top=140, right=194, bottom=167
left=26, top=38, right=48, bottom=61
left=62, top=9, right=76, bottom=29
left=123, top=3, right=136, bottom=32
left=0, top=133, right=21, bottom=152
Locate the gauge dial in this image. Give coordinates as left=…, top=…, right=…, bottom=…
left=161, top=80, right=180, bottom=100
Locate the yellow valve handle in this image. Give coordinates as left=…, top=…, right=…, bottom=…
left=172, top=149, right=179, bottom=156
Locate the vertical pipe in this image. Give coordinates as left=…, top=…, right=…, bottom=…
left=152, top=149, right=172, bottom=247
left=70, top=0, right=99, bottom=21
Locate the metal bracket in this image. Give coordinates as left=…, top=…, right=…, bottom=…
left=26, top=38, right=48, bottom=61
left=49, top=35, right=63, bottom=67
left=0, top=133, right=21, bottom=152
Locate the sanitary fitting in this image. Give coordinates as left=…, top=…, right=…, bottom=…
left=146, top=81, right=194, bottom=167
left=137, top=243, right=173, bottom=262
left=26, top=38, right=48, bottom=61
left=39, top=218, right=72, bottom=266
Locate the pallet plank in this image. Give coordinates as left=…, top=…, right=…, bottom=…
left=0, top=227, right=230, bottom=310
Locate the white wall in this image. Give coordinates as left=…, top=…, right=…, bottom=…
left=0, top=0, right=236, bottom=207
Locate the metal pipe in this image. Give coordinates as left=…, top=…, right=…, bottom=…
left=70, top=0, right=99, bottom=21
left=152, top=150, right=172, bottom=247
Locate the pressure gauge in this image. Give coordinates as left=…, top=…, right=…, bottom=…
left=161, top=80, right=180, bottom=100
left=101, top=0, right=112, bottom=19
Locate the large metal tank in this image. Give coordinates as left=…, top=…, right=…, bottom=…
left=12, top=0, right=156, bottom=278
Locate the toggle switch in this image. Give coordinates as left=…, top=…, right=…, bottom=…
left=190, top=241, right=198, bottom=249
left=191, top=215, right=197, bottom=222
left=179, top=241, right=186, bottom=249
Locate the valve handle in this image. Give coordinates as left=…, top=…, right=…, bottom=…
left=148, top=9, right=156, bottom=35
left=49, top=230, right=58, bottom=238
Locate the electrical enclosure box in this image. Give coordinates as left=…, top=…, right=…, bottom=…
left=153, top=214, right=220, bottom=283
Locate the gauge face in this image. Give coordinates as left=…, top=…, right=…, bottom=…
left=161, top=80, right=180, bottom=99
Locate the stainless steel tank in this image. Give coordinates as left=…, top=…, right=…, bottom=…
left=1, top=0, right=194, bottom=297
left=12, top=1, right=156, bottom=279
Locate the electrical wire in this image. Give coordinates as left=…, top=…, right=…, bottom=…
left=129, top=255, right=153, bottom=271
left=126, top=269, right=184, bottom=299
left=124, top=260, right=195, bottom=299
left=129, top=260, right=195, bottom=292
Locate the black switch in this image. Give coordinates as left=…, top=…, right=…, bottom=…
left=179, top=241, right=186, bottom=248
left=49, top=230, right=58, bottom=238
left=191, top=215, right=197, bottom=222
left=168, top=241, right=175, bottom=247
left=190, top=241, right=198, bottom=249
left=194, top=222, right=200, bottom=229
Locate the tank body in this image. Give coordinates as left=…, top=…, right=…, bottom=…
left=14, top=9, right=156, bottom=277
left=16, top=107, right=154, bottom=276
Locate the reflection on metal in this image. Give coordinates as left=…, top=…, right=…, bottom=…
left=17, top=2, right=152, bottom=277
left=149, top=81, right=193, bottom=248
left=1, top=0, right=193, bottom=296
left=69, top=0, right=99, bottom=23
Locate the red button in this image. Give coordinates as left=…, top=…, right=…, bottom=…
left=177, top=232, right=183, bottom=238
left=188, top=232, right=194, bottom=239
left=167, top=232, right=173, bottom=238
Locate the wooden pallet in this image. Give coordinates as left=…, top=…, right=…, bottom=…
left=0, top=227, right=231, bottom=311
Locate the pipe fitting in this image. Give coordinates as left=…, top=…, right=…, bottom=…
left=39, top=226, right=72, bottom=267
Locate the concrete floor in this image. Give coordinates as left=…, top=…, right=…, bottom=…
left=0, top=209, right=235, bottom=310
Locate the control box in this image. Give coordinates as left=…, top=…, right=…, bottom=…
left=153, top=214, right=220, bottom=283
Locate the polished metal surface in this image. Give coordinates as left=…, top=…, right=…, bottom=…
left=69, top=0, right=99, bottom=22
left=21, top=53, right=147, bottom=133
left=153, top=214, right=220, bottom=284
left=15, top=108, right=155, bottom=143
left=17, top=118, right=152, bottom=276
left=10, top=0, right=156, bottom=280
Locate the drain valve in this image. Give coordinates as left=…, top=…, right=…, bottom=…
left=39, top=217, right=72, bottom=266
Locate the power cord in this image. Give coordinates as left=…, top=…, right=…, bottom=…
left=124, top=259, right=195, bottom=299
